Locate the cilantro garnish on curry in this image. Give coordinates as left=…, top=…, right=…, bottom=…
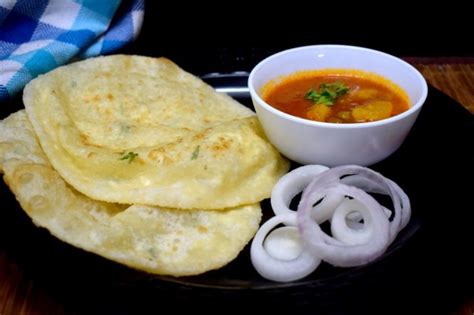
left=304, top=82, right=350, bottom=106
left=263, top=69, right=410, bottom=123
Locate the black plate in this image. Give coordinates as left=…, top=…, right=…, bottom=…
left=1, top=76, right=473, bottom=314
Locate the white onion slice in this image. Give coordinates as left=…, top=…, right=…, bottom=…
left=345, top=210, right=365, bottom=230
left=250, top=212, right=321, bottom=282
left=331, top=201, right=391, bottom=232
left=339, top=168, right=411, bottom=241
left=301, top=165, right=409, bottom=242
left=331, top=198, right=375, bottom=245
left=264, top=226, right=303, bottom=260
left=310, top=188, right=346, bottom=223
left=251, top=164, right=411, bottom=282
left=270, top=165, right=345, bottom=223
left=388, top=179, right=411, bottom=229
left=298, top=184, right=390, bottom=267
left=271, top=165, right=329, bottom=216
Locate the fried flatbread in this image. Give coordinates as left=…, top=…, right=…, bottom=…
left=0, top=111, right=261, bottom=276
left=23, top=55, right=289, bottom=209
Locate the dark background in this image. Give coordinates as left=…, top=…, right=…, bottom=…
left=123, top=2, right=473, bottom=75
left=0, top=3, right=472, bottom=314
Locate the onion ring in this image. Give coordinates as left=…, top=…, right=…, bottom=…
left=271, top=165, right=329, bottom=216
left=250, top=212, right=321, bottom=282
left=331, top=198, right=375, bottom=245
left=251, top=164, right=411, bottom=281
left=271, top=165, right=345, bottom=222
left=298, top=184, right=390, bottom=267
left=302, top=165, right=409, bottom=242
left=339, top=168, right=411, bottom=241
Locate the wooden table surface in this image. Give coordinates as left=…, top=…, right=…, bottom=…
left=0, top=60, right=473, bottom=315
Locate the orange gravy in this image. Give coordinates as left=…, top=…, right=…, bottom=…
left=262, top=69, right=410, bottom=123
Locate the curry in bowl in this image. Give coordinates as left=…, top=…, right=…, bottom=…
left=261, top=69, right=410, bottom=123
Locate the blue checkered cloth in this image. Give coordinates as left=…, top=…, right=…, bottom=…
left=0, top=0, right=144, bottom=101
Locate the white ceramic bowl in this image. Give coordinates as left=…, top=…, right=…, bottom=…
left=248, top=45, right=428, bottom=166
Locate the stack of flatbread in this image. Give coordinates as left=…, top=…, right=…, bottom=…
left=0, top=55, right=289, bottom=276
